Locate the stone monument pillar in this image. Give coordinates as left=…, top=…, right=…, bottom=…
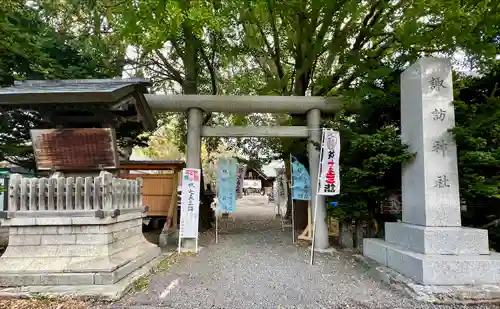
left=363, top=57, right=500, bottom=285
left=307, top=108, right=329, bottom=250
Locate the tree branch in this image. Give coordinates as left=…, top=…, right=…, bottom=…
left=199, top=43, right=217, bottom=95
left=480, top=218, right=500, bottom=229
left=142, top=57, right=183, bottom=83
left=266, top=0, right=284, bottom=82
left=154, top=50, right=184, bottom=84
left=352, top=0, right=383, bottom=52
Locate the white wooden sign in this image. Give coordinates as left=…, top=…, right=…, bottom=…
left=317, top=129, right=340, bottom=195
left=179, top=168, right=201, bottom=238
left=243, top=179, right=261, bottom=189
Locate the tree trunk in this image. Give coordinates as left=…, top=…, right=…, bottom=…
left=179, top=4, right=213, bottom=230
left=294, top=200, right=309, bottom=230
left=339, top=220, right=354, bottom=248
left=354, top=220, right=365, bottom=252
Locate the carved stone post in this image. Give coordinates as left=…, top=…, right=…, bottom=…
left=364, top=57, right=500, bottom=286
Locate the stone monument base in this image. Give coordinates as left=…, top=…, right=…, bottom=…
left=364, top=238, right=500, bottom=285
left=354, top=253, right=500, bottom=304
left=364, top=222, right=500, bottom=285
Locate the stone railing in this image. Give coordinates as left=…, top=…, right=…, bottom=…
left=4, top=172, right=144, bottom=220
left=0, top=172, right=161, bottom=292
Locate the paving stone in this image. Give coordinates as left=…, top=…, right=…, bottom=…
left=0, top=258, right=34, bottom=273
left=40, top=273, right=95, bottom=285
left=0, top=274, right=42, bottom=286
left=57, top=226, right=73, bottom=234
left=76, top=233, right=113, bottom=245
left=9, top=235, right=41, bottom=246
left=17, top=227, right=42, bottom=235
left=41, top=234, right=77, bottom=245
left=36, top=217, right=72, bottom=225
left=24, top=258, right=71, bottom=273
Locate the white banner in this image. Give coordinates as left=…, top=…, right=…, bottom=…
left=317, top=129, right=340, bottom=195
left=281, top=173, right=288, bottom=199
left=179, top=168, right=201, bottom=238
left=235, top=165, right=246, bottom=199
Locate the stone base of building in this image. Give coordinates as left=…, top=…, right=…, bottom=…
left=0, top=253, right=169, bottom=301
left=0, top=210, right=161, bottom=289
left=354, top=253, right=500, bottom=304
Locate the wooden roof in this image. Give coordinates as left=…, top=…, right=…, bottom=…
left=0, top=78, right=156, bottom=130
left=245, top=166, right=270, bottom=180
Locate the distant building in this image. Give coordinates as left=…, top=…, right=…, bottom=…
left=242, top=166, right=275, bottom=194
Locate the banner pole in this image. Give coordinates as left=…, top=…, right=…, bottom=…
left=310, top=128, right=325, bottom=265
left=310, top=193, right=319, bottom=265
left=215, top=203, right=219, bottom=244
left=277, top=177, right=281, bottom=217
left=178, top=233, right=182, bottom=254
left=215, top=166, right=219, bottom=244
left=278, top=176, right=281, bottom=209
left=289, top=154, right=296, bottom=243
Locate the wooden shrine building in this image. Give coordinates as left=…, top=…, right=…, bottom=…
left=0, top=79, right=156, bottom=162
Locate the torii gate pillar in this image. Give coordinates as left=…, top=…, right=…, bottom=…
left=187, top=108, right=203, bottom=169
left=180, top=107, right=203, bottom=250
left=307, top=108, right=329, bottom=250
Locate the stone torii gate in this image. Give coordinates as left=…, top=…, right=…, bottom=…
left=146, top=95, right=340, bottom=250
left=0, top=57, right=497, bottom=297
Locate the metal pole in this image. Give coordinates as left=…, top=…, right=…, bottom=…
left=277, top=175, right=282, bottom=218
left=276, top=178, right=281, bottom=215
left=289, top=154, right=296, bottom=243
left=310, top=194, right=319, bottom=265
left=215, top=184, right=219, bottom=244
left=277, top=192, right=281, bottom=217
left=177, top=232, right=182, bottom=254
left=310, top=129, right=325, bottom=265
left=215, top=207, right=219, bottom=244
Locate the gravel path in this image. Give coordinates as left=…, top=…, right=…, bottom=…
left=112, top=195, right=499, bottom=309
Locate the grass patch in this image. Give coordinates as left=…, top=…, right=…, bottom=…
left=133, top=252, right=197, bottom=291
left=133, top=276, right=151, bottom=291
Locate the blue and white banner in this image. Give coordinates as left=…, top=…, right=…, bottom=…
left=291, top=156, right=311, bottom=200
left=217, top=157, right=238, bottom=213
